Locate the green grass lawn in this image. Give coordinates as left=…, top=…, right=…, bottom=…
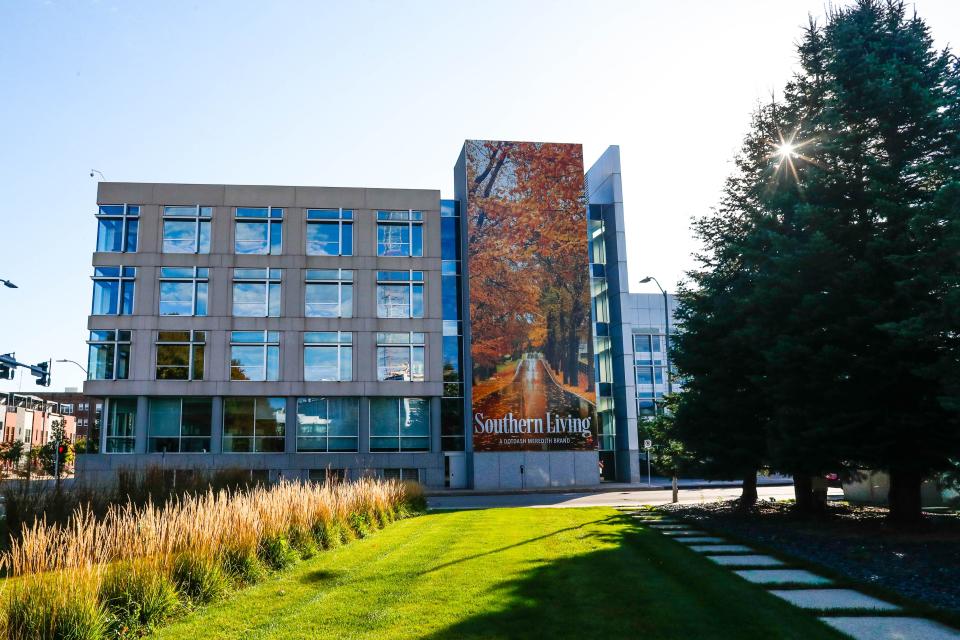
left=155, top=508, right=846, bottom=640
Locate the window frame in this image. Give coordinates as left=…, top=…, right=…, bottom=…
left=158, top=267, right=209, bottom=316
left=369, top=397, right=430, bottom=452
left=296, top=397, right=360, bottom=452
left=304, top=269, right=353, bottom=318
left=234, top=206, right=283, bottom=255
left=155, top=330, right=206, bottom=381
left=229, top=330, right=281, bottom=381
left=86, top=330, right=131, bottom=380
left=95, top=204, right=140, bottom=253
left=306, top=208, right=354, bottom=256
left=105, top=397, right=137, bottom=453
left=222, top=397, right=286, bottom=453
left=376, top=270, right=424, bottom=319
left=376, top=210, right=424, bottom=257
left=162, top=205, right=213, bottom=254
left=376, top=331, right=426, bottom=382
left=147, top=397, right=212, bottom=453
left=232, top=268, right=282, bottom=317
left=91, top=266, right=136, bottom=315
left=303, top=331, right=353, bottom=382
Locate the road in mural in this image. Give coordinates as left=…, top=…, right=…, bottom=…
left=465, top=140, right=597, bottom=451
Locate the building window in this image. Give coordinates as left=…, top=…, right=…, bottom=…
left=376, top=270, right=424, bottom=318
left=91, top=267, right=135, bottom=315
left=376, top=210, right=423, bottom=257
left=159, top=267, right=209, bottom=316
left=306, top=209, right=353, bottom=256
left=155, top=330, right=205, bottom=380
left=105, top=397, right=136, bottom=453
left=305, top=269, right=353, bottom=318
left=309, top=468, right=348, bottom=483
left=222, top=397, right=285, bottom=452
left=232, top=268, right=282, bottom=317
left=383, top=468, right=420, bottom=481
left=304, top=332, right=352, bottom=381
left=96, top=204, right=139, bottom=253
left=87, top=330, right=131, bottom=380
left=376, top=332, right=425, bottom=381
left=634, top=332, right=667, bottom=417
left=162, top=206, right=212, bottom=253
left=230, top=331, right=280, bottom=381
left=148, top=397, right=212, bottom=452
left=296, top=397, right=359, bottom=452
left=369, top=397, right=429, bottom=452
left=235, top=207, right=283, bottom=255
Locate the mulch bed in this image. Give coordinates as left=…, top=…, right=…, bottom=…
left=659, top=500, right=960, bottom=614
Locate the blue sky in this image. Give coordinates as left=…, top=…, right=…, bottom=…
left=2, top=0, right=958, bottom=392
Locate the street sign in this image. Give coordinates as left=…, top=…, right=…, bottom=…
left=643, top=439, right=652, bottom=450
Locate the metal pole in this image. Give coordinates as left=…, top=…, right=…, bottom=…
left=663, top=289, right=672, bottom=395
left=647, top=452, right=651, bottom=487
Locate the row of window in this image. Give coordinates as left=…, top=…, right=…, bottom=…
left=92, top=267, right=427, bottom=319
left=106, top=396, right=430, bottom=454
left=96, top=206, right=425, bottom=257
left=88, top=330, right=427, bottom=382
left=634, top=333, right=669, bottom=417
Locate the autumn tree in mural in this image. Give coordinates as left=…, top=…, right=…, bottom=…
left=467, top=140, right=596, bottom=451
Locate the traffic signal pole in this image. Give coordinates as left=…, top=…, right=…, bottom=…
left=0, top=354, right=52, bottom=386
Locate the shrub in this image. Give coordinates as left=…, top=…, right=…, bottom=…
left=221, top=548, right=268, bottom=587
left=100, top=560, right=178, bottom=635
left=3, top=574, right=108, bottom=640
left=172, top=553, right=228, bottom=605
left=258, top=535, right=299, bottom=571
left=314, top=520, right=343, bottom=550
left=289, top=527, right=319, bottom=560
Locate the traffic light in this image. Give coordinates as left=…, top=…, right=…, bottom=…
left=32, top=360, right=50, bottom=387
left=0, top=354, right=14, bottom=380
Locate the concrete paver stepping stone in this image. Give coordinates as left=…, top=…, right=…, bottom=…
left=734, top=569, right=832, bottom=585
left=819, top=617, right=960, bottom=640
left=770, top=589, right=900, bottom=611
left=676, top=537, right=727, bottom=544
left=688, top=544, right=754, bottom=553
left=707, top=554, right=785, bottom=567
left=660, top=530, right=709, bottom=536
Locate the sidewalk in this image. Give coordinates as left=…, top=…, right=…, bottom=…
left=425, top=475, right=793, bottom=497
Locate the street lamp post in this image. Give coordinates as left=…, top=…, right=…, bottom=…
left=0, top=279, right=17, bottom=289
left=55, top=359, right=88, bottom=376
left=640, top=276, right=678, bottom=502
left=639, top=276, right=672, bottom=395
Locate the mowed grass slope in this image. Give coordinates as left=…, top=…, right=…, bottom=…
left=156, top=508, right=845, bottom=640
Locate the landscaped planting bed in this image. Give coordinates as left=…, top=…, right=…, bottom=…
left=0, top=478, right=424, bottom=639
left=659, top=501, right=960, bottom=615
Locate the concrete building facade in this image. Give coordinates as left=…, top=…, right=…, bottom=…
left=78, top=142, right=678, bottom=489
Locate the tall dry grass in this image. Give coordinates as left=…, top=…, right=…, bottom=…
left=0, top=477, right=424, bottom=639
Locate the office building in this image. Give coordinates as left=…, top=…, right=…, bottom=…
left=78, top=141, right=677, bottom=489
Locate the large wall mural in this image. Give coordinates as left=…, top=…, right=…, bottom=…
left=465, top=140, right=597, bottom=451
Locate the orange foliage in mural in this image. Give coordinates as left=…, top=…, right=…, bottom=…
left=466, top=140, right=596, bottom=451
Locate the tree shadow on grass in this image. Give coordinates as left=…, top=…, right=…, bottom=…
left=421, top=513, right=626, bottom=575
left=421, top=514, right=846, bottom=640
left=300, top=569, right=341, bottom=585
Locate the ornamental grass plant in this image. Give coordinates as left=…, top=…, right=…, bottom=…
left=0, top=477, right=423, bottom=639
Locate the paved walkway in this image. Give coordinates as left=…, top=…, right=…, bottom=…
left=625, top=508, right=960, bottom=640
left=428, top=484, right=831, bottom=510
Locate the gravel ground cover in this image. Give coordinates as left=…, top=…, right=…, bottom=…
left=659, top=501, right=960, bottom=614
